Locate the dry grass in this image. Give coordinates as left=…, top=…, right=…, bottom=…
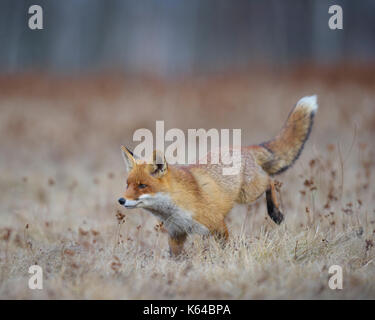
left=0, top=69, right=374, bottom=299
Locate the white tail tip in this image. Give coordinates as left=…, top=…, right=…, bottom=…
left=297, top=95, right=318, bottom=112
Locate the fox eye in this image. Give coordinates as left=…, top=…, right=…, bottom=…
left=138, top=184, right=147, bottom=189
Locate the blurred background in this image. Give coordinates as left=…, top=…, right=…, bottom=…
left=1, top=0, right=375, bottom=75
left=0, top=0, right=374, bottom=166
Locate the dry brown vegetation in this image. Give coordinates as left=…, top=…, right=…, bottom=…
left=0, top=67, right=374, bottom=299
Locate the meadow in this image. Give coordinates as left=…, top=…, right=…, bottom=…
left=0, top=67, right=374, bottom=299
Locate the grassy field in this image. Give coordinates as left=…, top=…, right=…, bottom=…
left=0, top=68, right=374, bottom=299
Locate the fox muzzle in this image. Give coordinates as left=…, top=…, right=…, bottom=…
left=118, top=197, right=140, bottom=208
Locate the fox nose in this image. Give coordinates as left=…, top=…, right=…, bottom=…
left=118, top=197, right=126, bottom=205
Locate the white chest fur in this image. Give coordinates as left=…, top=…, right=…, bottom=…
left=139, top=193, right=209, bottom=237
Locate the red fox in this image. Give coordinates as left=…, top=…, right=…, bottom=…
left=118, top=95, right=318, bottom=256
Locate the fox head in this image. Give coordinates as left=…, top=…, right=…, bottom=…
left=118, top=146, right=169, bottom=209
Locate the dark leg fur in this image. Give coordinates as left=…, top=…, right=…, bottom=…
left=266, top=189, right=284, bottom=224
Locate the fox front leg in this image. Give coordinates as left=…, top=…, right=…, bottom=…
left=211, top=220, right=229, bottom=246
left=168, top=233, right=187, bottom=257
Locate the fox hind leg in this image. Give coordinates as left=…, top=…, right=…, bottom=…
left=266, top=181, right=284, bottom=224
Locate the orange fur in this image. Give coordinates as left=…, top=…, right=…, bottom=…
left=255, top=95, right=318, bottom=175
left=119, top=96, right=318, bottom=256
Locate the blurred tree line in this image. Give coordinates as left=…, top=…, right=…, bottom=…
left=0, top=0, right=374, bottom=76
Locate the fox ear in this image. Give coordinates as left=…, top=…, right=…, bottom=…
left=121, top=146, right=136, bottom=172
left=151, top=150, right=168, bottom=178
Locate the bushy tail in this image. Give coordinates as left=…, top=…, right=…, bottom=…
left=255, top=95, right=318, bottom=175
